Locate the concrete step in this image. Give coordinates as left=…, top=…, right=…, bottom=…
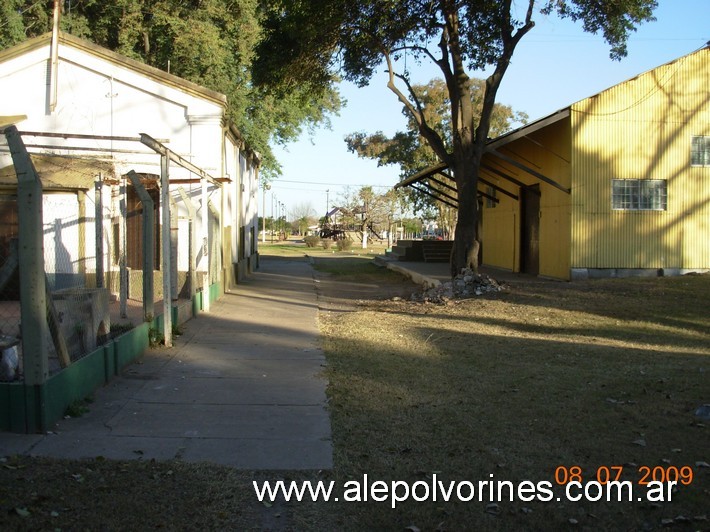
left=422, top=240, right=453, bottom=263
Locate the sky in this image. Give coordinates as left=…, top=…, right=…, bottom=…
left=268, top=0, right=709, bottom=221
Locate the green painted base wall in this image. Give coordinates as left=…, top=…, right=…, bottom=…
left=0, top=283, right=220, bottom=434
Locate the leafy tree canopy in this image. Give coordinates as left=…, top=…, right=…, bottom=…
left=255, top=0, right=656, bottom=93
left=0, top=0, right=342, bottom=177
left=254, top=0, right=657, bottom=275
left=345, top=77, right=527, bottom=181
left=345, top=77, right=527, bottom=235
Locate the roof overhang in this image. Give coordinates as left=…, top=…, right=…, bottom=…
left=0, top=153, right=116, bottom=190
left=485, top=108, right=569, bottom=151
left=394, top=162, right=507, bottom=207
left=0, top=116, right=27, bottom=129
left=394, top=107, right=571, bottom=205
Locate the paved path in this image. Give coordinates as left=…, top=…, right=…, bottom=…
left=0, top=257, right=332, bottom=470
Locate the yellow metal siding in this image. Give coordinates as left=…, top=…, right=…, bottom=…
left=481, top=120, right=572, bottom=278
left=571, top=48, right=710, bottom=270
left=536, top=123, right=572, bottom=279
left=482, top=197, right=517, bottom=270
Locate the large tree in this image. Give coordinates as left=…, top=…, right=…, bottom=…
left=0, top=0, right=340, bottom=177
left=254, top=0, right=657, bottom=275
left=345, top=77, right=526, bottom=238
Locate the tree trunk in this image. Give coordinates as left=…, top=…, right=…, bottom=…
left=450, top=152, right=481, bottom=277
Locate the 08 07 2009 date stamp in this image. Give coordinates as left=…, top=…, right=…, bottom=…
left=553, top=465, right=694, bottom=486
left=551, top=464, right=695, bottom=503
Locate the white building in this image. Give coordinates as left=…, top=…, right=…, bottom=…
left=0, top=31, right=260, bottom=295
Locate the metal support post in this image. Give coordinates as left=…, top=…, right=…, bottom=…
left=95, top=176, right=104, bottom=288
left=126, top=171, right=154, bottom=321
left=5, top=126, right=49, bottom=432
left=160, top=154, right=172, bottom=347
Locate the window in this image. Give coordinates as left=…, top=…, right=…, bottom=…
left=612, top=179, right=667, bottom=211
left=691, top=136, right=710, bottom=166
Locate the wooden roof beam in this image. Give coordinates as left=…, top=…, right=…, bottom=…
left=427, top=174, right=457, bottom=193
left=410, top=183, right=458, bottom=209
left=486, top=148, right=570, bottom=194
left=480, top=162, right=529, bottom=189
left=139, top=133, right=221, bottom=187
left=394, top=162, right=448, bottom=189
left=478, top=175, right=518, bottom=201
left=415, top=181, right=459, bottom=205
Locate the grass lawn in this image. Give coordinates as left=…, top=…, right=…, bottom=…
left=1, top=241, right=707, bottom=531
left=314, top=258, right=710, bottom=530
left=259, top=235, right=391, bottom=258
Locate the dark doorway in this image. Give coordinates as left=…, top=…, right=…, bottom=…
left=521, top=184, right=540, bottom=275
left=126, top=183, right=160, bottom=270
left=477, top=198, right=483, bottom=266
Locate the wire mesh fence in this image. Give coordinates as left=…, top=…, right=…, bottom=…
left=0, top=133, right=22, bottom=382
left=0, top=237, right=22, bottom=382
left=0, top=129, right=215, bottom=383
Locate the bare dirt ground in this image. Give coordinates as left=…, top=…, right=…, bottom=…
left=1, top=247, right=708, bottom=531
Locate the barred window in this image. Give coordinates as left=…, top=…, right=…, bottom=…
left=691, top=136, right=710, bottom=166
left=612, top=179, right=667, bottom=211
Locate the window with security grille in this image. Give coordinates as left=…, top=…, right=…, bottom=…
left=611, top=179, right=667, bottom=211
left=691, top=136, right=710, bottom=166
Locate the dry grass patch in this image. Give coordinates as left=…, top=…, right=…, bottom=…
left=319, top=273, right=710, bottom=530
left=1, top=261, right=707, bottom=531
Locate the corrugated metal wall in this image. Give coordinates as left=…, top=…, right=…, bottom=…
left=481, top=120, right=572, bottom=278
left=571, top=47, right=709, bottom=270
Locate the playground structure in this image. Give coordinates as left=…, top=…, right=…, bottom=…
left=319, top=215, right=387, bottom=245
left=318, top=217, right=347, bottom=240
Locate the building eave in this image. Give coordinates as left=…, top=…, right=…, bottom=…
left=0, top=32, right=227, bottom=108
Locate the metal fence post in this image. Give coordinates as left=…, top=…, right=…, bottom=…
left=201, top=180, right=210, bottom=312
left=160, top=154, right=172, bottom=347
left=119, top=177, right=128, bottom=318
left=169, top=196, right=178, bottom=302
left=126, top=171, right=154, bottom=321
left=5, top=126, right=49, bottom=432
left=177, top=187, right=197, bottom=300
left=95, top=176, right=104, bottom=288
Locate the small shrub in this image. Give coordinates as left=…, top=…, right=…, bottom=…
left=321, top=239, right=333, bottom=250
left=65, top=397, right=92, bottom=418
left=149, top=327, right=164, bottom=347
left=172, top=323, right=184, bottom=337
left=336, top=239, right=353, bottom=251
left=304, top=235, right=321, bottom=248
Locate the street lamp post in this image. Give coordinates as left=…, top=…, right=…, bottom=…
left=278, top=201, right=283, bottom=240
left=271, top=193, right=276, bottom=243
left=262, top=183, right=270, bottom=243
left=281, top=202, right=286, bottom=239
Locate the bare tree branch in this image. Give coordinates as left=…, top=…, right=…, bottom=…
left=382, top=49, right=451, bottom=163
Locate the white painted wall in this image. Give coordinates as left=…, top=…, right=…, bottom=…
left=1, top=33, right=261, bottom=288
left=43, top=193, right=79, bottom=280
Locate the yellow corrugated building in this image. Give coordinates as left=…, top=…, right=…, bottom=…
left=478, top=45, right=709, bottom=280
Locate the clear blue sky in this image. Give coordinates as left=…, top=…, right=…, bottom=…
left=268, top=0, right=709, bottom=220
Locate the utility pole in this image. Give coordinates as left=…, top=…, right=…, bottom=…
left=271, top=194, right=276, bottom=243
left=278, top=201, right=282, bottom=240
left=262, top=183, right=270, bottom=242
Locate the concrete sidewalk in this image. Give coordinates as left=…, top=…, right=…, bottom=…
left=0, top=257, right=332, bottom=470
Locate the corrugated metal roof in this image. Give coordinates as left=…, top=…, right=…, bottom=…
left=0, top=154, right=115, bottom=190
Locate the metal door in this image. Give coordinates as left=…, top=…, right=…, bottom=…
left=521, top=185, right=540, bottom=275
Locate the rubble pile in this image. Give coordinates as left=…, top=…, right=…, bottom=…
left=412, top=268, right=506, bottom=304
